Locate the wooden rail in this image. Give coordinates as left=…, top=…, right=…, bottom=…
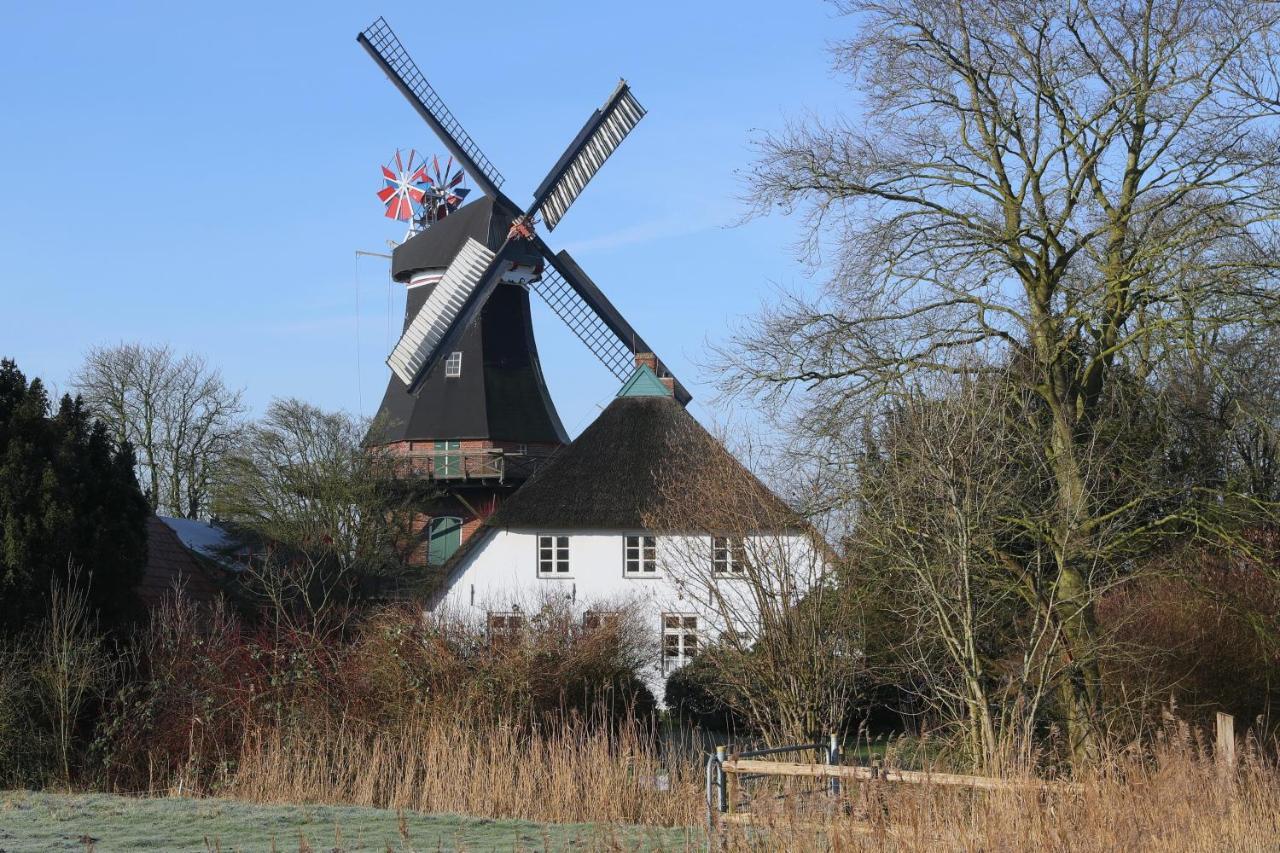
left=707, top=738, right=1085, bottom=837
left=709, top=714, right=1238, bottom=837
left=721, top=758, right=1082, bottom=793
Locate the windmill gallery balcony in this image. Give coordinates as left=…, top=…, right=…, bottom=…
left=393, top=446, right=557, bottom=484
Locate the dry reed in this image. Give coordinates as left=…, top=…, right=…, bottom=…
left=201, top=716, right=703, bottom=828
left=154, top=715, right=1280, bottom=852
left=116, top=602, right=1280, bottom=848
left=715, top=731, right=1280, bottom=851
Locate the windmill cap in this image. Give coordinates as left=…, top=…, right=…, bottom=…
left=391, top=196, right=537, bottom=282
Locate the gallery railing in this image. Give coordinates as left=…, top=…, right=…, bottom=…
left=394, top=447, right=557, bottom=483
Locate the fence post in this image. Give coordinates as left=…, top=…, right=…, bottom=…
left=1216, top=711, right=1236, bottom=775
left=705, top=753, right=717, bottom=837
left=715, top=745, right=729, bottom=814
left=828, top=732, right=841, bottom=797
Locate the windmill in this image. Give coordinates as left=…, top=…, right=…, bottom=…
left=358, top=17, right=689, bottom=404
left=358, top=17, right=688, bottom=568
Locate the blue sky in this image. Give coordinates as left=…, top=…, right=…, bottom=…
left=0, top=1, right=854, bottom=437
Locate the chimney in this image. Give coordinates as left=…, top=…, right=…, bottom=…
left=633, top=351, right=674, bottom=395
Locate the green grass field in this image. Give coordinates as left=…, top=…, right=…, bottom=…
left=0, top=791, right=700, bottom=852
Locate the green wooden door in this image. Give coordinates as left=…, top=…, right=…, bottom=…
left=434, top=439, right=461, bottom=478
left=427, top=516, right=462, bottom=566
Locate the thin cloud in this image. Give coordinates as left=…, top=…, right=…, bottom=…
left=561, top=204, right=735, bottom=254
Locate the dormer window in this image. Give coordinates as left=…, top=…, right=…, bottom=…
left=445, top=351, right=463, bottom=378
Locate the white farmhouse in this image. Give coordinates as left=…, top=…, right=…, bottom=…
left=428, top=363, right=821, bottom=699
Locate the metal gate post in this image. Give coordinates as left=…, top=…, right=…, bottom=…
left=827, top=732, right=841, bottom=797
left=715, top=745, right=729, bottom=813
left=705, top=752, right=717, bottom=836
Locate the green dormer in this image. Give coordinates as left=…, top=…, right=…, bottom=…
left=616, top=364, right=672, bottom=398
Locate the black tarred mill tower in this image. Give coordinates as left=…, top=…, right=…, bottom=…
left=357, top=18, right=689, bottom=568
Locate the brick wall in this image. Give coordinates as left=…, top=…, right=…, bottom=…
left=405, top=493, right=497, bottom=566
left=373, top=438, right=562, bottom=567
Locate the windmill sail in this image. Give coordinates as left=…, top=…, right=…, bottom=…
left=532, top=82, right=646, bottom=231
left=532, top=241, right=691, bottom=404
left=358, top=18, right=509, bottom=203
left=362, top=18, right=692, bottom=405
left=530, top=266, right=637, bottom=382
left=388, top=238, right=497, bottom=387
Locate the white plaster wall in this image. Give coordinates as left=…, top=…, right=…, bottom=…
left=433, top=528, right=822, bottom=701
left=438, top=530, right=692, bottom=614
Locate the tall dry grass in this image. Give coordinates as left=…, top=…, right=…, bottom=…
left=82, top=596, right=1280, bottom=847
left=716, top=729, right=1280, bottom=851
left=152, top=712, right=1280, bottom=852
left=169, top=715, right=704, bottom=827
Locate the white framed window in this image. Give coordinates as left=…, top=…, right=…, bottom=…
left=537, top=535, right=570, bottom=576
left=487, top=611, right=523, bottom=643
left=444, top=351, right=463, bottom=378
left=624, top=534, right=657, bottom=576
left=662, top=613, right=698, bottom=672
left=712, top=536, right=747, bottom=575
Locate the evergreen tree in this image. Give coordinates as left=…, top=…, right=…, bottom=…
left=0, top=359, right=149, bottom=633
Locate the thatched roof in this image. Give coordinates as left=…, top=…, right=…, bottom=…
left=484, top=392, right=803, bottom=532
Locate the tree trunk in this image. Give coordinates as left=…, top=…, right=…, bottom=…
left=1048, top=404, right=1102, bottom=766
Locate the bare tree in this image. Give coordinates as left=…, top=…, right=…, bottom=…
left=852, top=375, right=1066, bottom=769
left=645, top=437, right=859, bottom=745
left=1162, top=325, right=1280, bottom=501
left=33, top=567, right=117, bottom=786
left=213, top=399, right=419, bottom=636
left=729, top=0, right=1280, bottom=763
left=75, top=344, right=244, bottom=518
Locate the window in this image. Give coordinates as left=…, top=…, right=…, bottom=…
left=662, top=613, right=698, bottom=672
left=426, top=516, right=462, bottom=566
left=444, top=351, right=463, bottom=378
left=537, top=535, right=570, bottom=575
left=583, top=610, right=619, bottom=631
left=624, top=534, right=657, bottom=576
left=712, top=536, right=747, bottom=575
left=487, top=611, right=524, bottom=643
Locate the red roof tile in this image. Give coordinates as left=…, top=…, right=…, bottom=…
left=141, top=515, right=222, bottom=607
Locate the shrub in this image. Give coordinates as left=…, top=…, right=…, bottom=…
left=97, top=598, right=656, bottom=791
left=1098, top=553, right=1280, bottom=734
left=0, top=573, right=119, bottom=788
left=0, top=639, right=53, bottom=786
left=94, top=594, right=254, bottom=791
left=663, top=654, right=743, bottom=733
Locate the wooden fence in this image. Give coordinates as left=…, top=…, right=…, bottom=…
left=706, top=712, right=1238, bottom=835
